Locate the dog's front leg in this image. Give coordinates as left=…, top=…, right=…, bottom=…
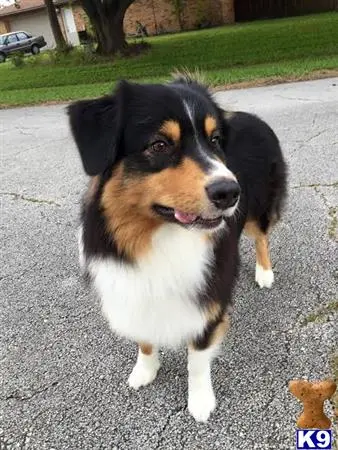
left=128, top=343, right=160, bottom=389
left=188, top=314, right=229, bottom=422
left=187, top=345, right=217, bottom=422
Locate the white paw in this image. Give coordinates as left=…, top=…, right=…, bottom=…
left=255, top=264, right=274, bottom=288
left=188, top=387, right=216, bottom=422
left=128, top=358, right=160, bottom=390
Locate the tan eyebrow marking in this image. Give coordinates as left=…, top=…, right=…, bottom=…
left=159, top=120, right=181, bottom=143
left=204, top=116, right=217, bottom=137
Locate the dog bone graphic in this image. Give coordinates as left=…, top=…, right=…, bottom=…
left=289, top=379, right=337, bottom=429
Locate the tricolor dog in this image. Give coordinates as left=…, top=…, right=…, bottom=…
left=68, top=73, right=287, bottom=422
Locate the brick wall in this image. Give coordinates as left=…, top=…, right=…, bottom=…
left=124, top=0, right=178, bottom=35
left=68, top=0, right=234, bottom=37
left=123, top=0, right=234, bottom=36
left=72, top=5, right=86, bottom=32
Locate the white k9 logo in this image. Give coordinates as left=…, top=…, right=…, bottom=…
left=296, top=430, right=332, bottom=449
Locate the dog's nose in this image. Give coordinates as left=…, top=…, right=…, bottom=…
left=205, top=179, right=240, bottom=210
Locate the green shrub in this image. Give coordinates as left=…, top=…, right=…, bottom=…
left=72, top=45, right=100, bottom=64
left=50, top=44, right=74, bottom=63
left=25, top=45, right=102, bottom=67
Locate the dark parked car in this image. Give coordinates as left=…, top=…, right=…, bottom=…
left=0, top=31, right=47, bottom=63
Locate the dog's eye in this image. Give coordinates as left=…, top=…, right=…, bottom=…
left=145, top=140, right=170, bottom=156
left=151, top=140, right=167, bottom=152
left=211, top=133, right=220, bottom=146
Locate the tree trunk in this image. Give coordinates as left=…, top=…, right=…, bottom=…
left=96, top=14, right=127, bottom=54
left=81, top=0, right=135, bottom=55
left=44, top=0, right=67, bottom=50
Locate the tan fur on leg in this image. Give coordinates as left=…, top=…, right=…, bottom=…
left=139, top=342, right=153, bottom=355
left=209, top=313, right=230, bottom=346
left=244, top=220, right=274, bottom=288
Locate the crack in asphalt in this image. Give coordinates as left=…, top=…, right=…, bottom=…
left=291, top=181, right=338, bottom=189
left=155, top=405, right=186, bottom=450
left=312, top=186, right=337, bottom=241
left=290, top=128, right=330, bottom=157
left=0, top=192, right=61, bottom=207
left=314, top=186, right=330, bottom=209
left=290, top=181, right=337, bottom=241
left=275, top=95, right=324, bottom=103
left=4, top=381, right=60, bottom=402
left=2, top=371, right=78, bottom=403
left=304, top=129, right=330, bottom=142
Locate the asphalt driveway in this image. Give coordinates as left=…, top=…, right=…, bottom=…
left=1, top=78, right=337, bottom=450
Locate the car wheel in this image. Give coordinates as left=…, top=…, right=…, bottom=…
left=0, top=52, right=6, bottom=63
left=31, top=45, right=40, bottom=55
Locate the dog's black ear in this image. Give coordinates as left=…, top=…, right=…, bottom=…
left=68, top=94, right=122, bottom=176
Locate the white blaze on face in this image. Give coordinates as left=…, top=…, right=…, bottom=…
left=183, top=100, right=198, bottom=136
left=183, top=100, right=236, bottom=178
left=183, top=99, right=239, bottom=216
left=208, top=159, right=237, bottom=183
left=183, top=99, right=207, bottom=154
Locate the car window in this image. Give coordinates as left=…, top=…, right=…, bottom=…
left=7, top=34, right=18, bottom=44
left=16, top=32, right=28, bottom=41
left=0, top=36, right=5, bottom=45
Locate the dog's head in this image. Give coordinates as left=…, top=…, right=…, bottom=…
left=68, top=76, right=240, bottom=243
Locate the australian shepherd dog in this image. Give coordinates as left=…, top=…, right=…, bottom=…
left=68, top=73, right=287, bottom=422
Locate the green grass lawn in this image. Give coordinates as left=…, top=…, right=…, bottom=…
left=1, top=12, right=337, bottom=107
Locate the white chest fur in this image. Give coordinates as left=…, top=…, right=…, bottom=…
left=84, top=224, right=215, bottom=347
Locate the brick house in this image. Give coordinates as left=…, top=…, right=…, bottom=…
left=0, top=0, right=235, bottom=48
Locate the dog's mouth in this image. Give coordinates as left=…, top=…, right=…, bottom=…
left=153, top=204, right=224, bottom=230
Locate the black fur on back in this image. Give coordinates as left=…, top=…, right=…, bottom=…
left=223, top=111, right=287, bottom=233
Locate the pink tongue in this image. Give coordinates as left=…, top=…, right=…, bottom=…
left=174, top=210, right=197, bottom=224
